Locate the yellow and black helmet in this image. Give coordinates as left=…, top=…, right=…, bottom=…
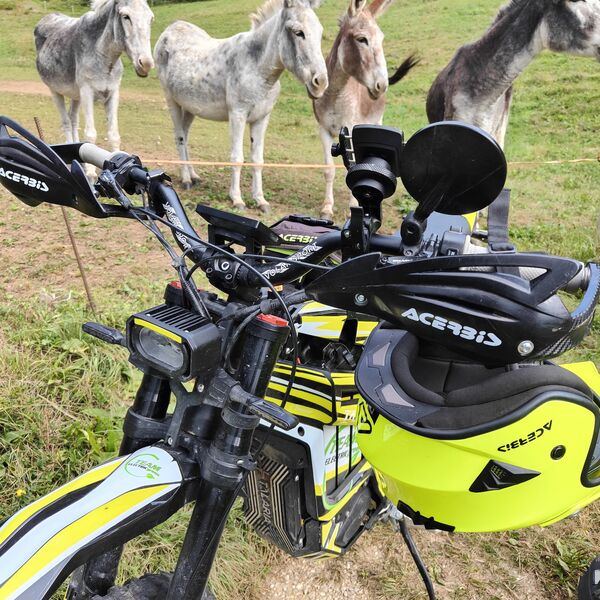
left=354, top=325, right=600, bottom=532
left=308, top=254, right=600, bottom=532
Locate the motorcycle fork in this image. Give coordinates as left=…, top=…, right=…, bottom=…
left=167, top=314, right=290, bottom=600
left=68, top=373, right=172, bottom=599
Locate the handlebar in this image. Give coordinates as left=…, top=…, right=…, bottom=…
left=82, top=146, right=596, bottom=301
left=79, top=143, right=117, bottom=168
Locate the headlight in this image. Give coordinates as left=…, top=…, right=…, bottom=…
left=135, top=326, right=186, bottom=371
left=127, top=304, right=221, bottom=381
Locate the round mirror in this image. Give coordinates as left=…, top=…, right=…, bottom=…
left=399, top=121, right=507, bottom=216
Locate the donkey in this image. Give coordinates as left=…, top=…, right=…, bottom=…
left=313, top=0, right=418, bottom=219
left=154, top=0, right=328, bottom=213
left=427, top=0, right=600, bottom=148
left=34, top=0, right=154, bottom=172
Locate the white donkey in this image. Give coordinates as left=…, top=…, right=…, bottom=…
left=427, top=0, right=600, bottom=147
left=155, top=0, right=328, bottom=213
left=313, top=0, right=418, bottom=218
left=34, top=0, right=154, bottom=165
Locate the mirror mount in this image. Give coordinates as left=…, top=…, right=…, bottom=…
left=400, top=175, right=453, bottom=247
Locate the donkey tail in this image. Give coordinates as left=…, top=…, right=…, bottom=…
left=389, top=54, right=420, bottom=85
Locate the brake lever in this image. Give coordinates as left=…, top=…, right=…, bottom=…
left=96, top=169, right=132, bottom=209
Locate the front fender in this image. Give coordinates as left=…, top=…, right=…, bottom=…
left=0, top=446, right=186, bottom=600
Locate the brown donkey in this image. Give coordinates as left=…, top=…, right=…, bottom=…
left=313, top=0, right=418, bottom=219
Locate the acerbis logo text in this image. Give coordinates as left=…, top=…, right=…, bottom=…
left=402, top=308, right=502, bottom=347
left=0, top=167, right=49, bottom=192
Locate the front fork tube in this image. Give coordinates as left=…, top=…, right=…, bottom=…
left=68, top=373, right=172, bottom=598
left=168, top=314, right=290, bottom=600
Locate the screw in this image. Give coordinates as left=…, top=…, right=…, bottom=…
left=343, top=230, right=351, bottom=238
left=197, top=383, right=205, bottom=393
left=551, top=445, right=566, bottom=460
left=167, top=436, right=173, bottom=445
left=221, top=261, right=230, bottom=271
left=518, top=340, right=534, bottom=356
left=294, top=475, right=300, bottom=482
left=355, top=293, right=368, bottom=306
left=225, top=273, right=234, bottom=281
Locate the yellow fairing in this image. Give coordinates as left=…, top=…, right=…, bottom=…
left=357, top=395, right=600, bottom=532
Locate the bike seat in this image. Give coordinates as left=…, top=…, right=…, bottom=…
left=356, top=326, right=593, bottom=433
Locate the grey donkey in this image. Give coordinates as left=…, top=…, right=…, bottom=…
left=35, top=0, right=154, bottom=174
left=313, top=0, right=418, bottom=219
left=427, top=0, right=600, bottom=147
left=154, top=0, right=328, bottom=213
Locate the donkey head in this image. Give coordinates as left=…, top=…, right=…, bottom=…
left=279, top=0, right=328, bottom=99
left=337, top=0, right=392, bottom=100
left=115, top=0, right=155, bottom=77
left=543, top=0, right=600, bottom=59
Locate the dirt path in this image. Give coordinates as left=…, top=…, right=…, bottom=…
left=0, top=79, right=161, bottom=102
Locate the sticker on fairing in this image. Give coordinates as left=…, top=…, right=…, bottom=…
left=0, top=447, right=182, bottom=600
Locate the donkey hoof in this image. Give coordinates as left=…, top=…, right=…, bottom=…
left=320, top=209, right=333, bottom=221
left=257, top=202, right=270, bottom=214
left=232, top=201, right=246, bottom=212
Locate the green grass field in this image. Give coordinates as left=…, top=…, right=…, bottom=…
left=0, top=0, right=599, bottom=598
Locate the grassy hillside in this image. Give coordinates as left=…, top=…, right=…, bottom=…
left=0, top=1, right=599, bottom=598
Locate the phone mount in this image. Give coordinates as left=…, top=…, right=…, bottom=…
left=332, top=125, right=404, bottom=224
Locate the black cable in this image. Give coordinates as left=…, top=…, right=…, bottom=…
left=399, top=518, right=437, bottom=600
left=129, top=206, right=307, bottom=584
left=132, top=206, right=299, bottom=439
left=184, top=253, right=331, bottom=281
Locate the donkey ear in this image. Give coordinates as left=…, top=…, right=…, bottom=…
left=367, top=0, right=394, bottom=18
left=348, top=0, right=368, bottom=17
left=284, top=0, right=296, bottom=8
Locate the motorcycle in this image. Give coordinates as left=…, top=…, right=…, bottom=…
left=0, top=115, right=598, bottom=600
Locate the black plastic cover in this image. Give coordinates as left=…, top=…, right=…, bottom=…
left=306, top=252, right=598, bottom=364
left=0, top=116, right=122, bottom=218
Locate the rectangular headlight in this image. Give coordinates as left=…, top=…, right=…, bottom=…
left=127, top=304, right=221, bottom=381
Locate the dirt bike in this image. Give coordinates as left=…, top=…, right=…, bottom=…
left=0, top=115, right=599, bottom=600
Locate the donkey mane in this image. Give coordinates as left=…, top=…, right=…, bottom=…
left=90, top=0, right=115, bottom=15
left=492, top=0, right=552, bottom=25
left=250, top=0, right=283, bottom=29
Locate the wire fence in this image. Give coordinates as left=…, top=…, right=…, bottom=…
left=140, top=156, right=600, bottom=170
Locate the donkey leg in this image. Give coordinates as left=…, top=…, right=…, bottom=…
left=229, top=113, right=246, bottom=210
left=249, top=114, right=271, bottom=213
left=80, top=86, right=98, bottom=180
left=165, top=97, right=193, bottom=189
left=319, top=127, right=335, bottom=219
left=181, top=111, right=200, bottom=185
left=51, top=92, right=73, bottom=143
left=105, top=89, right=121, bottom=152
left=70, top=99, right=81, bottom=143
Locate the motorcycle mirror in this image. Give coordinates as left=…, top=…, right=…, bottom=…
left=400, top=121, right=507, bottom=218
